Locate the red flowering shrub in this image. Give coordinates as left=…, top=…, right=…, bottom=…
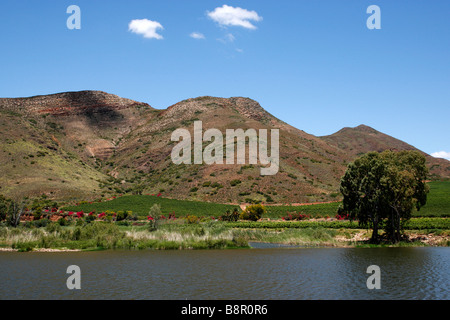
left=282, top=212, right=309, bottom=221
left=335, top=213, right=349, bottom=220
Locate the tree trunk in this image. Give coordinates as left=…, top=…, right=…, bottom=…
left=371, top=215, right=379, bottom=244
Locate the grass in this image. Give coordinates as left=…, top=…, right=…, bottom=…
left=0, top=221, right=249, bottom=251
left=1, top=216, right=448, bottom=251
left=2, top=181, right=448, bottom=251
left=231, top=227, right=339, bottom=246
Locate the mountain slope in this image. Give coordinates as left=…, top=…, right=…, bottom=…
left=0, top=91, right=153, bottom=200
left=0, top=91, right=448, bottom=203
left=107, top=96, right=351, bottom=204
left=320, top=125, right=450, bottom=179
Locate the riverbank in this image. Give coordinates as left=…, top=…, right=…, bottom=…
left=0, top=220, right=448, bottom=252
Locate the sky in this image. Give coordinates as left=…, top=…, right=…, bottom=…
left=0, top=0, right=449, bottom=159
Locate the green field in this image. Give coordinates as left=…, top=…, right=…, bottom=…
left=63, top=181, right=449, bottom=219
left=265, top=202, right=341, bottom=219
left=414, top=181, right=450, bottom=217
left=63, top=196, right=239, bottom=218
left=227, top=218, right=450, bottom=230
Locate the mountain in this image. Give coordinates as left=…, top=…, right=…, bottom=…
left=0, top=91, right=448, bottom=204
left=108, top=95, right=352, bottom=203
left=320, top=124, right=450, bottom=179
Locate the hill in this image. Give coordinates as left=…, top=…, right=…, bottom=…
left=0, top=91, right=448, bottom=204
left=320, top=124, right=450, bottom=179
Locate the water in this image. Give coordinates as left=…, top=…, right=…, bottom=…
left=0, top=247, right=448, bottom=300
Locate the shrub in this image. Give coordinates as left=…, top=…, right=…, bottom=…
left=211, top=182, right=223, bottom=189
left=230, top=179, right=242, bottom=187
left=58, top=217, right=68, bottom=226
left=45, top=222, right=61, bottom=233
left=33, top=218, right=49, bottom=228
left=220, top=208, right=240, bottom=222
left=85, top=215, right=96, bottom=223
left=116, top=211, right=128, bottom=221
left=186, top=215, right=200, bottom=224
left=126, top=211, right=138, bottom=221
left=32, top=208, right=43, bottom=220
left=240, top=204, right=266, bottom=221
left=202, top=181, right=211, bottom=187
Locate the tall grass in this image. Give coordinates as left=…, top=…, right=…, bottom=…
left=0, top=221, right=249, bottom=251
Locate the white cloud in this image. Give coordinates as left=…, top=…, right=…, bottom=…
left=190, top=32, right=205, bottom=39
left=128, top=19, right=164, bottom=39
left=217, top=33, right=235, bottom=44
left=431, top=151, right=450, bottom=161
left=225, top=33, right=235, bottom=42
left=207, top=5, right=262, bottom=29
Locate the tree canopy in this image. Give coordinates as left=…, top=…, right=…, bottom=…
left=340, top=150, right=429, bottom=243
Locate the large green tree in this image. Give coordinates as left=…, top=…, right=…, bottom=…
left=0, top=195, right=27, bottom=227
left=340, top=150, right=429, bottom=243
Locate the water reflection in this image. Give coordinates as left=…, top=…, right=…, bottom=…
left=0, top=248, right=448, bottom=300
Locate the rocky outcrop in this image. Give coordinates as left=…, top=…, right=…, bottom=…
left=0, top=90, right=151, bottom=116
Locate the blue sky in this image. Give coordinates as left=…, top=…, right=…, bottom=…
left=0, top=0, right=449, bottom=159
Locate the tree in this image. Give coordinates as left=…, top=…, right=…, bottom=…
left=340, top=150, right=429, bottom=243
left=0, top=195, right=11, bottom=221
left=0, top=195, right=27, bottom=227
left=148, top=204, right=162, bottom=231
left=7, top=199, right=28, bottom=228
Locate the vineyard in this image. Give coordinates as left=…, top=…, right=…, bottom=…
left=62, top=181, right=449, bottom=220
left=63, top=195, right=239, bottom=218
left=226, top=218, right=450, bottom=230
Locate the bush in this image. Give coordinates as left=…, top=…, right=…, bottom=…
left=126, top=211, right=138, bottom=221
left=230, top=179, right=242, bottom=187
left=85, top=215, right=96, bottom=223
left=33, top=218, right=49, bottom=228
left=282, top=212, right=309, bottom=221
left=220, top=208, right=240, bottom=222
left=58, top=217, right=68, bottom=226
left=186, top=215, right=200, bottom=224
left=32, top=208, right=43, bottom=220
left=45, top=222, right=61, bottom=233
left=116, top=210, right=128, bottom=221
left=240, top=204, right=266, bottom=222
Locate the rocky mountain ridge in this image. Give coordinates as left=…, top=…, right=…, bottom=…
left=0, top=91, right=448, bottom=203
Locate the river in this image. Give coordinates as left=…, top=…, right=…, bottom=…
left=0, top=246, right=448, bottom=300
